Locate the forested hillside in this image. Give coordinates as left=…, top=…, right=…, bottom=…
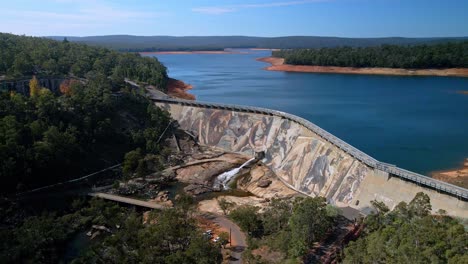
left=272, top=41, right=468, bottom=69
left=47, top=35, right=468, bottom=52
left=0, top=33, right=167, bottom=90
left=0, top=33, right=171, bottom=195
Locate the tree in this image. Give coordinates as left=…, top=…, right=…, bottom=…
left=343, top=193, right=467, bottom=264
left=0, top=33, right=172, bottom=196
left=229, top=205, right=263, bottom=237
left=262, top=198, right=292, bottom=235
left=217, top=198, right=235, bottom=215
left=59, top=79, right=78, bottom=96
left=288, top=197, right=332, bottom=257
left=29, top=76, right=41, bottom=97
left=408, top=192, right=432, bottom=217
left=273, top=41, right=468, bottom=69
left=122, top=148, right=143, bottom=176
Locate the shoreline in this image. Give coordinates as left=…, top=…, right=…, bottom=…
left=431, top=158, right=468, bottom=189
left=257, top=57, right=468, bottom=77
left=141, top=50, right=245, bottom=55
left=166, top=78, right=196, bottom=100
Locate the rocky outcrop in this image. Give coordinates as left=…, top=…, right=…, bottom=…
left=184, top=184, right=213, bottom=195
left=237, top=164, right=298, bottom=199
left=257, top=179, right=272, bottom=188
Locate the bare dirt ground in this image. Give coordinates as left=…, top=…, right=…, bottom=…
left=198, top=195, right=268, bottom=215
left=257, top=57, right=468, bottom=77
left=165, top=78, right=196, bottom=100
left=431, top=158, right=468, bottom=189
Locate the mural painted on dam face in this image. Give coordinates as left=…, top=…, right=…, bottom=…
left=156, top=102, right=370, bottom=206
left=265, top=119, right=302, bottom=172
left=161, top=103, right=275, bottom=154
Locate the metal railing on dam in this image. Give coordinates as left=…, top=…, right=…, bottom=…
left=152, top=97, right=468, bottom=201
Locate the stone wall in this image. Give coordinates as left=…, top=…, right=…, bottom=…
left=154, top=100, right=467, bottom=218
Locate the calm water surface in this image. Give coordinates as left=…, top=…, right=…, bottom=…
left=149, top=50, right=468, bottom=175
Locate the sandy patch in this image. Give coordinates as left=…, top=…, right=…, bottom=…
left=165, top=78, right=196, bottom=100
left=198, top=195, right=267, bottom=215
left=431, top=158, right=468, bottom=188
left=257, top=57, right=468, bottom=77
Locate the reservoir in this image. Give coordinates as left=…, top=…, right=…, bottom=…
left=149, top=50, right=468, bottom=175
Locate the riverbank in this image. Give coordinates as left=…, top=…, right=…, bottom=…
left=257, top=57, right=468, bottom=77
left=431, top=158, right=468, bottom=189
left=166, top=78, right=196, bottom=100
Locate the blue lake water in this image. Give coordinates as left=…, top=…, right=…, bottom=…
left=149, top=50, right=468, bottom=175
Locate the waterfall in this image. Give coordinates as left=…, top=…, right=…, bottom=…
left=213, top=157, right=255, bottom=190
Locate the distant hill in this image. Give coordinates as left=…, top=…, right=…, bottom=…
left=46, top=35, right=468, bottom=52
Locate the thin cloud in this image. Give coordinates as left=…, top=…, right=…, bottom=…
left=1, top=0, right=168, bottom=35
left=192, top=7, right=236, bottom=15
left=192, top=0, right=328, bottom=15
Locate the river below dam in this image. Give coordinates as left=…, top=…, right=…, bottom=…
left=148, top=50, right=468, bottom=175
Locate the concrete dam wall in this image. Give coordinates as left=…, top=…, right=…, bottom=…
left=154, top=98, right=467, bottom=218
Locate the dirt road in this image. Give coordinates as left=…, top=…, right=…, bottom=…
left=201, top=213, right=247, bottom=264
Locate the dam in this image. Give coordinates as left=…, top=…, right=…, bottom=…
left=6, top=77, right=468, bottom=218
left=153, top=97, right=468, bottom=218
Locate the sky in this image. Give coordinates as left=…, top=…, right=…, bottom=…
left=1, top=0, right=467, bottom=37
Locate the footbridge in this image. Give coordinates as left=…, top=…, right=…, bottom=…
left=88, top=192, right=165, bottom=209
left=152, top=97, right=468, bottom=218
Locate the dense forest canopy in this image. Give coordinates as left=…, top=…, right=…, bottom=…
left=226, top=196, right=339, bottom=263
left=0, top=33, right=172, bottom=195
left=343, top=193, right=467, bottom=263
left=1, top=196, right=222, bottom=263
left=0, top=33, right=168, bottom=90
left=47, top=35, right=468, bottom=52
left=272, top=41, right=468, bottom=69
left=227, top=194, right=468, bottom=263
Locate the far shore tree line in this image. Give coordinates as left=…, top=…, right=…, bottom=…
left=273, top=41, right=468, bottom=69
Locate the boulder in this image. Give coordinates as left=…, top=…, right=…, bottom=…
left=257, top=179, right=272, bottom=188
left=90, top=230, right=101, bottom=240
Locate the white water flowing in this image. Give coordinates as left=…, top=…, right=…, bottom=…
left=213, top=157, right=255, bottom=190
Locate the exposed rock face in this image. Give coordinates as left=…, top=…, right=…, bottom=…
left=148, top=191, right=174, bottom=207
left=237, top=164, right=298, bottom=199
left=3, top=77, right=79, bottom=95
left=184, top=184, right=213, bottom=195
left=174, top=153, right=248, bottom=186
